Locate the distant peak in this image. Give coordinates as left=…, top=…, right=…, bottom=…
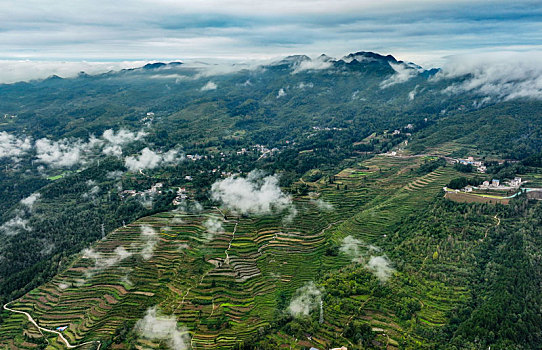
left=318, top=54, right=334, bottom=62
left=342, top=51, right=398, bottom=64
left=275, top=55, right=312, bottom=66
left=142, top=62, right=168, bottom=70
left=141, top=61, right=183, bottom=70
left=45, top=74, right=63, bottom=80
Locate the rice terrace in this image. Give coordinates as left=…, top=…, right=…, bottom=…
left=0, top=154, right=489, bottom=349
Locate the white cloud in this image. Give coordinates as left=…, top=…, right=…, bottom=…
left=101, top=128, right=146, bottom=156
left=20, top=193, right=40, bottom=209
left=340, top=235, right=395, bottom=282
left=4, top=128, right=147, bottom=169
left=135, top=306, right=190, bottom=350
left=340, top=235, right=364, bottom=263
left=82, top=185, right=100, bottom=200
left=366, top=255, right=394, bottom=282
left=408, top=85, right=419, bottom=100
left=439, top=51, right=542, bottom=101
left=211, top=170, right=293, bottom=216
left=202, top=216, right=224, bottom=240
left=0, top=60, right=147, bottom=84
left=292, top=56, right=332, bottom=74
left=312, top=198, right=333, bottom=211
left=0, top=216, right=31, bottom=236
left=380, top=62, right=419, bottom=88
left=35, top=138, right=86, bottom=168
left=0, top=193, right=42, bottom=236
left=82, top=246, right=132, bottom=271
left=140, top=224, right=158, bottom=260
left=0, top=131, right=32, bottom=161
left=125, top=148, right=161, bottom=170
left=276, top=88, right=286, bottom=98
left=287, top=281, right=323, bottom=318
left=124, top=147, right=184, bottom=172
left=200, top=81, right=217, bottom=91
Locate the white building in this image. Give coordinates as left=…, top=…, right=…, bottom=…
left=509, top=177, right=522, bottom=187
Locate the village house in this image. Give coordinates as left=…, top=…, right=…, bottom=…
left=509, top=177, right=522, bottom=187
left=172, top=187, right=189, bottom=205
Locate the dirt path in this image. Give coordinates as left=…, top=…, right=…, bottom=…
left=480, top=215, right=500, bottom=242
left=224, top=222, right=238, bottom=265
left=340, top=295, right=373, bottom=337
left=3, top=302, right=101, bottom=349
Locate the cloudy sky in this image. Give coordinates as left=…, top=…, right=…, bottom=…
left=0, top=0, right=541, bottom=74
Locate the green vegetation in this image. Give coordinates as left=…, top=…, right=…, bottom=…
left=0, top=53, right=541, bottom=349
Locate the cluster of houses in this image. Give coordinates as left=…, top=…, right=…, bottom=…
left=140, top=111, right=154, bottom=124
left=459, top=177, right=523, bottom=193
left=186, top=154, right=204, bottom=161
left=254, top=144, right=279, bottom=159
left=119, top=182, right=164, bottom=199
left=478, top=177, right=523, bottom=189
left=456, top=156, right=487, bottom=173
left=311, top=126, right=344, bottom=131
left=172, top=187, right=189, bottom=205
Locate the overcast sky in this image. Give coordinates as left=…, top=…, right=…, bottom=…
left=0, top=0, right=541, bottom=70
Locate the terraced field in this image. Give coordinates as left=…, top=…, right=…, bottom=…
left=0, top=155, right=469, bottom=349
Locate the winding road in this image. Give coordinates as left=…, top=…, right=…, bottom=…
left=2, top=302, right=101, bottom=349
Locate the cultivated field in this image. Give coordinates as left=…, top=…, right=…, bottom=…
left=0, top=155, right=474, bottom=349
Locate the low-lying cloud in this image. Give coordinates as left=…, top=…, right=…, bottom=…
left=140, top=224, right=159, bottom=260
left=0, top=60, right=147, bottom=84
left=438, top=52, right=542, bottom=101
left=1, top=127, right=149, bottom=170
left=0, top=216, right=31, bottom=236
left=20, top=193, right=40, bottom=210
left=200, top=81, right=217, bottom=91
left=202, top=216, right=224, bottom=240
left=35, top=138, right=87, bottom=168
left=288, top=281, right=323, bottom=318
left=0, top=193, right=41, bottom=236
left=211, top=170, right=293, bottom=216
left=101, top=128, right=146, bottom=156
left=311, top=198, right=334, bottom=211
left=380, top=62, right=419, bottom=88
left=366, top=256, right=395, bottom=282
left=82, top=246, right=132, bottom=272
left=0, top=131, right=32, bottom=161
left=292, top=56, right=333, bottom=74
left=340, top=235, right=395, bottom=282
left=125, top=147, right=184, bottom=172
left=135, top=306, right=190, bottom=350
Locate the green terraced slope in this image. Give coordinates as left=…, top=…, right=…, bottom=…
left=0, top=155, right=473, bottom=349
